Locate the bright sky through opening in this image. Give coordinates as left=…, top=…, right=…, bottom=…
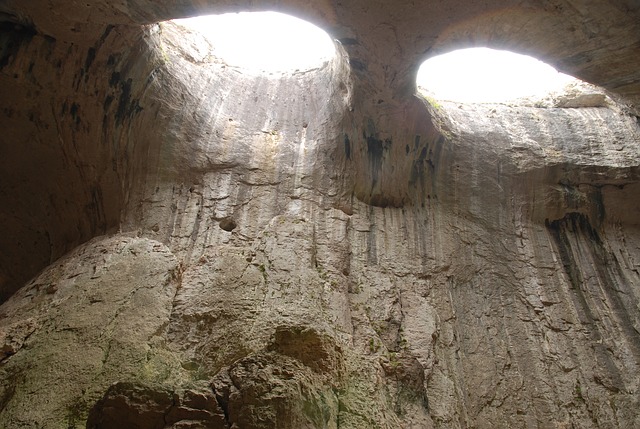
left=173, top=12, right=336, bottom=73
left=417, top=48, right=576, bottom=103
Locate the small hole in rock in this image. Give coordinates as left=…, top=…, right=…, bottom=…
left=219, top=218, right=237, bottom=232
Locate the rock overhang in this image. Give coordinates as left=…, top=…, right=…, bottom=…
left=2, top=0, right=640, bottom=107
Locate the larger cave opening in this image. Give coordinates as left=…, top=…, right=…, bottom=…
left=171, top=11, right=337, bottom=74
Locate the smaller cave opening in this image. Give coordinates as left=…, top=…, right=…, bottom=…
left=416, top=47, right=577, bottom=104
left=171, top=11, right=336, bottom=74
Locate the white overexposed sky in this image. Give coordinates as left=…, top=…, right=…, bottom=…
left=417, top=47, right=576, bottom=103
left=173, top=11, right=336, bottom=73
left=173, top=14, right=574, bottom=100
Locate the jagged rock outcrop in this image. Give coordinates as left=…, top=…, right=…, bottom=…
left=1, top=1, right=640, bottom=428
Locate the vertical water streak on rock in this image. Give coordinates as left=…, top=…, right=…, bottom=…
left=547, top=214, right=626, bottom=392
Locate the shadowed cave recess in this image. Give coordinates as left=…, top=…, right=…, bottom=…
left=1, top=1, right=640, bottom=428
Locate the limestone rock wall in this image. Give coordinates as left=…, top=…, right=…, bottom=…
left=0, top=21, right=164, bottom=301
left=0, top=3, right=640, bottom=429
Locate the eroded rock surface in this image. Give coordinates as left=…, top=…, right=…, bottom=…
left=0, top=235, right=181, bottom=427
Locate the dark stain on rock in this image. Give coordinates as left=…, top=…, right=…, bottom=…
left=350, top=58, right=367, bottom=72
left=361, top=120, right=402, bottom=207
left=547, top=216, right=596, bottom=296
left=86, top=185, right=107, bottom=233
left=409, top=145, right=429, bottom=188
left=0, top=21, right=37, bottom=70
left=365, top=133, right=386, bottom=189
left=344, top=134, right=351, bottom=160
left=109, top=71, right=120, bottom=87
left=74, top=68, right=85, bottom=91
left=366, top=134, right=385, bottom=163
left=84, top=47, right=96, bottom=70
left=115, top=78, right=142, bottom=125
left=589, top=186, right=605, bottom=227
left=418, top=146, right=428, bottom=162
left=547, top=214, right=596, bottom=292
left=547, top=213, right=625, bottom=389
left=69, top=102, right=79, bottom=119
left=103, top=95, right=113, bottom=110
left=97, top=24, right=115, bottom=46
left=114, top=90, right=129, bottom=123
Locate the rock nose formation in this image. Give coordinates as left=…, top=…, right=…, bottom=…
left=1, top=1, right=640, bottom=428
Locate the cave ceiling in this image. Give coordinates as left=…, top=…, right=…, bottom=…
left=2, top=0, right=640, bottom=107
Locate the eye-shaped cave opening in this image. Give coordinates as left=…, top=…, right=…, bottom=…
left=131, top=9, right=353, bottom=247
left=171, top=11, right=337, bottom=74
left=416, top=47, right=579, bottom=104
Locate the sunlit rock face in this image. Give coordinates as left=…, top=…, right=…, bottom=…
left=1, top=1, right=640, bottom=428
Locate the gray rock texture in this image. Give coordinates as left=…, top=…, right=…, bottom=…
left=1, top=1, right=640, bottom=428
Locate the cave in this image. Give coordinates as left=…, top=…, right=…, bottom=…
left=1, top=1, right=640, bottom=428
